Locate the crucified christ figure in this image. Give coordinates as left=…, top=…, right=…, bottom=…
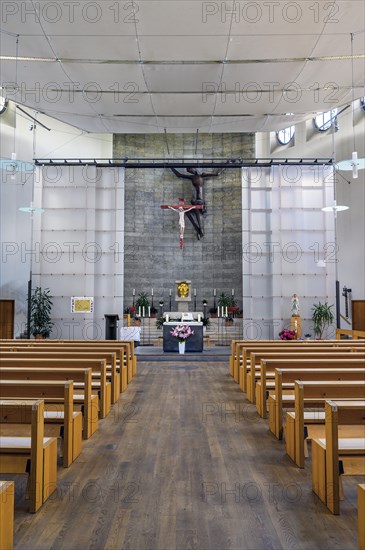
left=170, top=167, right=224, bottom=239
left=161, top=198, right=203, bottom=249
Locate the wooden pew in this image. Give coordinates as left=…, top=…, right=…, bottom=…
left=336, top=328, right=365, bottom=340
left=247, top=349, right=365, bottom=402
left=0, top=365, right=97, bottom=440
left=0, top=367, right=93, bottom=463
left=0, top=481, right=14, bottom=550
left=247, top=348, right=365, bottom=401
left=230, top=339, right=365, bottom=385
left=311, top=400, right=365, bottom=514
left=0, top=350, right=119, bottom=404
left=289, top=380, right=365, bottom=468
left=0, top=357, right=110, bottom=420
left=269, top=367, right=365, bottom=439
left=3, top=339, right=137, bottom=383
left=359, top=484, right=365, bottom=550
left=0, top=379, right=77, bottom=467
left=257, top=357, right=365, bottom=417
left=0, top=399, right=57, bottom=512
left=233, top=341, right=365, bottom=390
left=0, top=342, right=130, bottom=394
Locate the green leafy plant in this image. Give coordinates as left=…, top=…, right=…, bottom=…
left=202, top=316, right=211, bottom=328
left=29, top=287, right=54, bottom=338
left=218, top=292, right=236, bottom=308
left=311, top=302, right=334, bottom=339
left=135, top=292, right=150, bottom=309
left=156, top=316, right=164, bottom=329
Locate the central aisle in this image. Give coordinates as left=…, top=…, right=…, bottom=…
left=13, top=361, right=357, bottom=549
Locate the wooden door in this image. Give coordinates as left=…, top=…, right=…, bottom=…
left=0, top=300, right=14, bottom=338
left=352, top=300, right=365, bottom=331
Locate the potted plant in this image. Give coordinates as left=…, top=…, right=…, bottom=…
left=311, top=302, right=334, bottom=339
left=202, top=316, right=211, bottom=328
left=202, top=299, right=208, bottom=306
left=156, top=316, right=164, bottom=329
left=304, top=333, right=312, bottom=340
left=135, top=292, right=150, bottom=316
left=29, top=286, right=54, bottom=339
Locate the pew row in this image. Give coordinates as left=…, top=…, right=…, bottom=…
left=0, top=350, right=119, bottom=404
left=0, top=339, right=136, bottom=387
left=230, top=339, right=365, bottom=383
left=0, top=399, right=57, bottom=512
left=0, top=481, right=14, bottom=550
left=0, top=367, right=97, bottom=460
left=0, top=342, right=132, bottom=394
left=286, top=380, right=365, bottom=468
left=0, top=357, right=110, bottom=420
left=268, top=367, right=365, bottom=439
left=256, top=357, right=365, bottom=417
left=311, top=400, right=365, bottom=514
left=0, top=379, right=80, bottom=468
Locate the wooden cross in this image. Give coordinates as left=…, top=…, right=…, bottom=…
left=161, top=198, right=203, bottom=249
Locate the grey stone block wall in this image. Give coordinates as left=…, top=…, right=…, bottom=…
left=113, top=133, right=254, bottom=312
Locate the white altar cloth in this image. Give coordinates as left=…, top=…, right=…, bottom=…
left=120, top=327, right=141, bottom=341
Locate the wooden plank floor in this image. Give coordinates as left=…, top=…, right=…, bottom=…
left=7, top=361, right=361, bottom=549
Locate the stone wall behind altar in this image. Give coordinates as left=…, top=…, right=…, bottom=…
left=113, top=133, right=254, bottom=311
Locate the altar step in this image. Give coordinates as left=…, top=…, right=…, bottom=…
left=135, top=346, right=231, bottom=362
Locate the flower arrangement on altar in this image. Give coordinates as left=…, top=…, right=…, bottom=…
left=170, top=324, right=194, bottom=342
left=279, top=329, right=296, bottom=340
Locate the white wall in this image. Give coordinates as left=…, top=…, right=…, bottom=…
left=256, top=101, right=365, bottom=327
left=0, top=103, right=112, bottom=335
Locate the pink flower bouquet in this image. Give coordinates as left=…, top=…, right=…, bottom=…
left=170, top=324, right=194, bottom=343
left=279, top=329, right=296, bottom=340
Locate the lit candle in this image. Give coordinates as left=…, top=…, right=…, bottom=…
left=142, top=306, right=145, bottom=317
left=169, top=288, right=172, bottom=296
left=151, top=288, right=153, bottom=296
left=232, top=289, right=234, bottom=296
left=132, top=289, right=135, bottom=296
left=148, top=307, right=151, bottom=317
left=213, top=288, right=216, bottom=296
left=194, top=288, right=196, bottom=296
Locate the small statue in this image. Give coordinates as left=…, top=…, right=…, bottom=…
left=291, top=293, right=300, bottom=317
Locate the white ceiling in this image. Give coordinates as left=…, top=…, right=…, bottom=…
left=1, top=1, right=364, bottom=133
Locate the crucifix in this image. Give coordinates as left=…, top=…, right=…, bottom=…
left=161, top=198, right=203, bottom=249
left=170, top=167, right=224, bottom=240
